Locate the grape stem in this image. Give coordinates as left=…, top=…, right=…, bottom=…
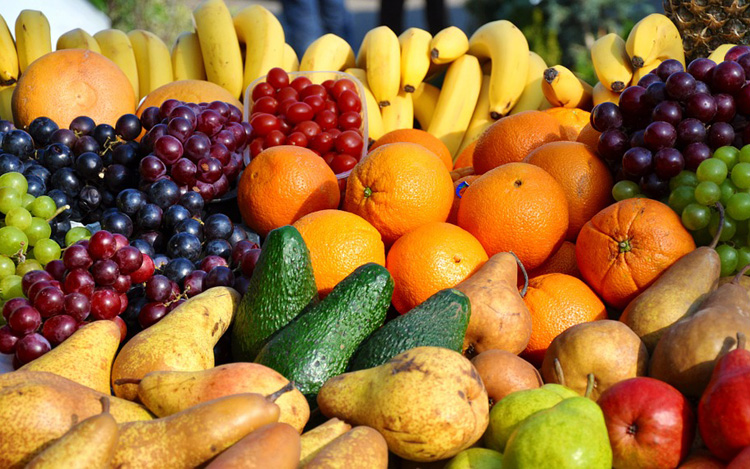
left=710, top=202, right=725, bottom=249
left=46, top=205, right=70, bottom=223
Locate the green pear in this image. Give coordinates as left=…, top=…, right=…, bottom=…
left=503, top=397, right=612, bottom=469
left=444, top=448, right=504, bottom=469
left=483, top=384, right=577, bottom=452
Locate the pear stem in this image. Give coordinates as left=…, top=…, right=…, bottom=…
left=584, top=374, right=595, bottom=399
left=738, top=332, right=746, bottom=351
left=267, top=381, right=295, bottom=402
left=733, top=264, right=750, bottom=284
left=113, top=378, right=142, bottom=386
left=710, top=202, right=725, bottom=249
left=510, top=251, right=529, bottom=298
left=100, top=396, right=111, bottom=414
left=553, top=358, right=566, bottom=386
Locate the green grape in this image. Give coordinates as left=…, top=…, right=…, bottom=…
left=693, top=227, right=713, bottom=246
left=682, top=203, right=712, bottom=230
left=740, top=145, right=750, bottom=163
left=0, top=275, right=23, bottom=300
left=720, top=179, right=738, bottom=207
left=728, top=193, right=750, bottom=220
left=713, top=146, right=740, bottom=170
left=16, top=259, right=42, bottom=277
left=4, top=207, right=32, bottom=231
left=24, top=217, right=51, bottom=246
left=28, top=196, right=56, bottom=220
left=709, top=212, right=737, bottom=242
left=695, top=181, right=721, bottom=205
left=0, top=256, right=14, bottom=279
left=668, top=186, right=696, bottom=215
left=0, top=187, right=22, bottom=215
left=717, top=244, right=739, bottom=277
left=697, top=159, right=729, bottom=184
left=0, top=172, right=28, bottom=195
left=738, top=247, right=750, bottom=271
left=612, top=180, right=640, bottom=201
left=21, top=194, right=35, bottom=209
left=670, top=170, right=699, bottom=191
left=0, top=226, right=28, bottom=256
left=732, top=162, right=750, bottom=189
left=33, top=238, right=61, bottom=265
left=65, top=227, right=91, bottom=246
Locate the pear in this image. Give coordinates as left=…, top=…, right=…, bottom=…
left=541, top=320, right=649, bottom=400
left=503, top=396, right=613, bottom=468
left=444, top=448, right=504, bottom=469
left=20, top=320, right=121, bottom=394
left=302, top=426, right=388, bottom=469
left=205, top=422, right=300, bottom=469
left=620, top=218, right=722, bottom=352
left=112, top=388, right=288, bottom=468
left=118, top=362, right=310, bottom=432
left=112, top=286, right=241, bottom=400
left=699, top=267, right=750, bottom=318
left=317, top=346, right=489, bottom=462
left=299, top=418, right=352, bottom=465
left=25, top=397, right=119, bottom=469
left=0, top=371, right=152, bottom=468
left=471, top=349, right=542, bottom=406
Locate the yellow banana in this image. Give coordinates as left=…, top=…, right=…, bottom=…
left=626, top=13, right=685, bottom=69
left=591, top=33, right=632, bottom=92
left=94, top=29, right=140, bottom=101
left=357, top=26, right=400, bottom=107
left=412, top=81, right=440, bottom=130
left=510, top=51, right=547, bottom=114
left=457, top=74, right=492, bottom=156
left=171, top=31, right=206, bottom=81
left=56, top=28, right=101, bottom=53
left=708, top=44, right=735, bottom=63
left=398, top=28, right=431, bottom=92
left=381, top=91, right=413, bottom=133
left=429, top=26, right=468, bottom=65
left=127, top=30, right=173, bottom=101
left=344, top=68, right=384, bottom=141
left=282, top=43, right=299, bottom=72
left=0, top=85, right=14, bottom=121
left=300, top=33, right=355, bottom=79
left=542, top=65, right=593, bottom=110
left=0, top=15, right=18, bottom=87
left=427, top=54, right=482, bottom=157
left=631, top=57, right=664, bottom=85
left=593, top=81, right=621, bottom=106
left=233, top=5, right=285, bottom=93
left=15, top=10, right=51, bottom=73
left=193, top=0, right=244, bottom=98
left=468, top=20, right=529, bottom=118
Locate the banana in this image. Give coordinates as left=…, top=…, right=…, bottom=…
left=381, top=91, right=414, bottom=133
left=708, top=44, right=735, bottom=63
left=626, top=13, right=685, bottom=69
left=357, top=26, right=400, bottom=107
left=593, top=81, right=621, bottom=106
left=457, top=74, right=492, bottom=156
left=94, top=29, right=140, bottom=101
left=56, top=28, right=101, bottom=53
left=631, top=57, right=664, bottom=86
left=282, top=43, right=299, bottom=72
left=0, top=85, right=14, bottom=121
left=15, top=10, right=51, bottom=73
left=542, top=65, right=593, bottom=110
left=429, top=26, right=468, bottom=65
left=591, top=33, right=632, bottom=92
left=398, top=28, right=431, bottom=92
left=0, top=15, right=18, bottom=87
left=171, top=31, right=206, bottom=81
left=127, top=30, right=173, bottom=101
left=193, top=0, right=244, bottom=98
left=427, top=54, right=482, bottom=157
left=233, top=5, right=285, bottom=93
left=509, top=51, right=547, bottom=114
left=300, top=33, right=355, bottom=78
left=344, top=68, right=385, bottom=140
left=468, top=20, right=529, bottom=118
left=412, top=81, right=440, bottom=130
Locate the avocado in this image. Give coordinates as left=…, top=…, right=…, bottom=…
left=231, top=225, right=318, bottom=361
left=348, top=288, right=471, bottom=371
left=254, top=262, right=394, bottom=402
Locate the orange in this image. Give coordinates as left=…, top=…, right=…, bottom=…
left=457, top=162, right=569, bottom=271
left=136, top=79, right=242, bottom=116
left=576, top=198, right=696, bottom=310
left=521, top=273, right=607, bottom=366
left=524, top=141, right=613, bottom=240
left=343, top=142, right=454, bottom=245
left=12, top=49, right=136, bottom=129
left=524, top=241, right=582, bottom=284
left=472, top=110, right=564, bottom=174
left=237, top=145, right=340, bottom=237
left=576, top=122, right=601, bottom=149
left=447, top=174, right=480, bottom=225
left=293, top=210, right=385, bottom=297
left=386, top=222, right=488, bottom=314
left=544, top=107, right=591, bottom=141
left=369, top=129, right=453, bottom=170
left=453, top=140, right=476, bottom=170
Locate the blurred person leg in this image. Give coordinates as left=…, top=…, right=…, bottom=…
left=425, top=0, right=448, bottom=34
left=318, top=0, right=355, bottom=44
left=282, top=0, right=325, bottom=57
left=380, top=0, right=404, bottom=35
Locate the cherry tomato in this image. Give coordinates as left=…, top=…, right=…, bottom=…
left=323, top=152, right=337, bottom=166
left=266, top=67, right=290, bottom=90
left=335, top=130, right=364, bottom=156
left=332, top=79, right=357, bottom=98
left=249, top=113, right=280, bottom=137
left=337, top=178, right=347, bottom=192
left=286, top=131, right=308, bottom=147
left=279, top=119, right=292, bottom=135
left=337, top=89, right=362, bottom=113
left=264, top=130, right=286, bottom=148
left=315, top=110, right=338, bottom=130
left=322, top=79, right=336, bottom=94
left=294, top=120, right=322, bottom=140
left=331, top=153, right=358, bottom=174
left=252, top=96, right=278, bottom=115
left=323, top=100, right=338, bottom=114
left=276, top=86, right=299, bottom=103
left=327, top=128, right=342, bottom=139
left=249, top=137, right=265, bottom=157
left=286, top=102, right=314, bottom=124
left=310, top=132, right=335, bottom=154
left=290, top=76, right=312, bottom=93
left=303, top=95, right=325, bottom=114
left=338, top=111, right=362, bottom=130
left=278, top=98, right=297, bottom=117
left=251, top=82, right=274, bottom=101
left=300, top=84, right=327, bottom=100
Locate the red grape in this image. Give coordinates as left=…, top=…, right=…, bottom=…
left=63, top=269, right=96, bottom=297
left=0, top=325, right=18, bottom=354
left=91, top=259, right=119, bottom=286
left=205, top=266, right=234, bottom=289
left=636, top=73, right=661, bottom=88
left=196, top=109, right=223, bottom=136
left=15, top=333, right=51, bottom=364
left=89, top=230, right=117, bottom=261
left=685, top=93, right=717, bottom=123
left=8, top=306, right=41, bottom=335
left=725, top=45, right=750, bottom=62
left=184, top=270, right=206, bottom=297
left=145, top=275, right=172, bottom=302
left=200, top=255, right=228, bottom=272
left=90, top=288, right=121, bottom=320
left=131, top=254, right=155, bottom=284
left=677, top=118, right=707, bottom=146
left=113, top=316, right=127, bottom=342
left=27, top=281, right=54, bottom=304
left=171, top=158, right=198, bottom=185
left=197, top=157, right=223, bottom=183
left=208, top=101, right=230, bottom=119
left=3, top=298, right=31, bottom=321
left=114, top=246, right=143, bottom=275
left=22, top=270, right=52, bottom=297
left=63, top=244, right=93, bottom=270
left=63, top=293, right=90, bottom=321
left=138, top=302, right=168, bottom=328
left=42, top=315, right=78, bottom=346
left=154, top=135, right=184, bottom=164
left=169, top=105, right=197, bottom=128
left=139, top=155, right=167, bottom=182
left=241, top=249, right=262, bottom=277
left=45, top=260, right=66, bottom=281
left=231, top=240, right=257, bottom=267
left=714, top=93, right=736, bottom=122
left=619, top=86, right=649, bottom=116
left=34, top=286, right=65, bottom=318
left=160, top=99, right=182, bottom=117
left=707, top=121, right=735, bottom=148
left=185, top=133, right=211, bottom=162
left=214, top=129, right=237, bottom=152
left=113, top=275, right=132, bottom=294
left=167, top=299, right=186, bottom=312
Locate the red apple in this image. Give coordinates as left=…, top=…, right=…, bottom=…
left=598, top=377, right=695, bottom=469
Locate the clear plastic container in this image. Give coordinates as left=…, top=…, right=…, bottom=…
left=242, top=70, right=369, bottom=182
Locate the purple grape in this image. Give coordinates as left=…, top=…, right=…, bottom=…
left=737, top=53, right=750, bottom=77
left=714, top=93, right=736, bottom=123
left=687, top=58, right=716, bottom=82
left=708, top=122, right=735, bottom=148
left=184, top=133, right=211, bottom=163
left=736, top=84, right=750, bottom=115
left=204, top=266, right=234, bottom=289
left=154, top=135, right=183, bottom=165
left=677, top=118, right=707, bottom=146
left=645, top=82, right=667, bottom=106
left=15, top=333, right=50, bottom=364
left=637, top=73, right=662, bottom=88
left=665, top=72, right=696, bottom=101
left=694, top=81, right=710, bottom=95
left=169, top=106, right=197, bottom=128
left=139, top=155, right=167, bottom=182
left=685, top=93, right=717, bottom=123
left=656, top=59, right=685, bottom=80
left=598, top=129, right=630, bottom=161
left=619, top=86, right=650, bottom=116
left=653, top=148, right=685, bottom=179
left=725, top=45, right=750, bottom=62
left=590, top=102, right=623, bottom=132
left=629, top=129, right=646, bottom=148
left=140, top=106, right=162, bottom=130
left=640, top=172, right=670, bottom=198
left=167, top=117, right=193, bottom=142
left=683, top=142, right=712, bottom=170
left=712, top=61, right=746, bottom=94
left=651, top=101, right=682, bottom=126
left=622, top=147, right=653, bottom=177
left=644, top=121, right=677, bottom=150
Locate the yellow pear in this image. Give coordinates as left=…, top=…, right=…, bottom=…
left=317, top=346, right=489, bottom=462
left=205, top=422, right=300, bottom=469
left=302, top=426, right=388, bottom=469
left=299, top=418, right=352, bottom=465
left=20, top=319, right=121, bottom=394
